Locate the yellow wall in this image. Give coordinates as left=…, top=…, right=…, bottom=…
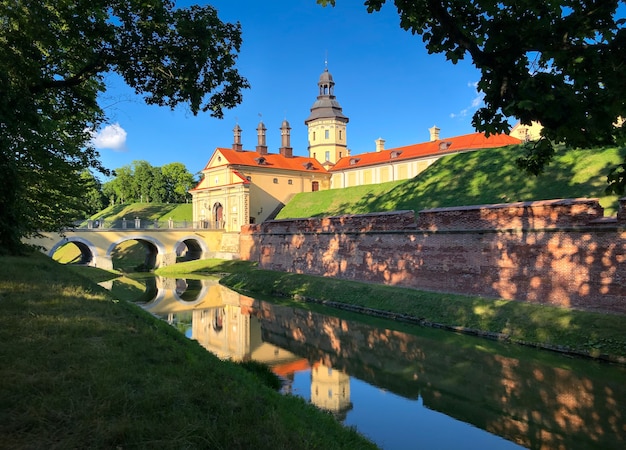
left=308, top=118, right=348, bottom=165
left=193, top=160, right=331, bottom=229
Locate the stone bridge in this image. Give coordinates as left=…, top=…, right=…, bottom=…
left=26, top=227, right=240, bottom=270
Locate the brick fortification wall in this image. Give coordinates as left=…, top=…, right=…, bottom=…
left=240, top=198, right=626, bottom=314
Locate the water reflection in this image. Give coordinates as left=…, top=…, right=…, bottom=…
left=113, top=276, right=626, bottom=450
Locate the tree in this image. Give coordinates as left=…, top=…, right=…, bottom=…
left=162, top=162, right=196, bottom=203
left=132, top=160, right=157, bottom=203
left=0, top=0, right=249, bottom=254
left=319, top=0, right=626, bottom=192
left=79, top=170, right=105, bottom=218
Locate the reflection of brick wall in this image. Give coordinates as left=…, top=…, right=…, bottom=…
left=240, top=198, right=626, bottom=314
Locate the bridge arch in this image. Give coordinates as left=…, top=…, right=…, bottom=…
left=49, top=236, right=99, bottom=266
left=174, top=235, right=211, bottom=262
left=172, top=278, right=209, bottom=304
left=106, top=235, right=168, bottom=270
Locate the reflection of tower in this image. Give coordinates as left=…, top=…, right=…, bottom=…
left=193, top=305, right=250, bottom=360
left=310, top=361, right=352, bottom=421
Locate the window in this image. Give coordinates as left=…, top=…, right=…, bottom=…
left=325, top=151, right=330, bottom=162
left=312, top=181, right=319, bottom=192
left=273, top=178, right=278, bottom=184
left=288, top=179, right=293, bottom=185
left=246, top=176, right=251, bottom=181
left=339, top=130, right=342, bottom=140
left=313, top=131, right=316, bottom=140
left=324, top=129, right=329, bottom=139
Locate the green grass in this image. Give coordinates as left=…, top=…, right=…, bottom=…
left=93, top=202, right=193, bottom=223
left=220, top=269, right=626, bottom=362
left=0, top=252, right=377, bottom=449
left=277, top=145, right=625, bottom=219
left=155, top=258, right=258, bottom=277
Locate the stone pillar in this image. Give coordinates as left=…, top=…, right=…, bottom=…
left=135, top=217, right=141, bottom=229
left=95, top=255, right=114, bottom=270
left=159, top=252, right=178, bottom=267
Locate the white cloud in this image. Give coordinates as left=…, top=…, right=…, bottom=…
left=91, top=123, right=128, bottom=151
left=450, top=82, right=484, bottom=119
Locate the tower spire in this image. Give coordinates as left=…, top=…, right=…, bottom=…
left=305, top=66, right=349, bottom=167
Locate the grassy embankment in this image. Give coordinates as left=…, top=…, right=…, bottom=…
left=156, top=259, right=626, bottom=363
left=277, top=144, right=625, bottom=218
left=92, top=202, right=193, bottom=223
left=0, top=252, right=377, bottom=449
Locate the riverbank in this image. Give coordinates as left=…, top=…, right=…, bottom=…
left=0, top=253, right=377, bottom=449
left=156, top=258, right=626, bottom=364
left=221, top=271, right=626, bottom=364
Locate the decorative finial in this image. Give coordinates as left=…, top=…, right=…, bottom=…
left=325, top=50, right=328, bottom=70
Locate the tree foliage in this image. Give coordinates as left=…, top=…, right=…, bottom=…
left=320, top=0, right=626, bottom=192
left=103, top=160, right=196, bottom=205
left=0, top=0, right=248, bottom=253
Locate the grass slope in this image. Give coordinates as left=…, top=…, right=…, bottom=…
left=277, top=145, right=625, bottom=219
left=93, top=202, right=193, bottom=222
left=0, top=253, right=376, bottom=449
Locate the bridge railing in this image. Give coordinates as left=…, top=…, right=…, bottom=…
left=71, top=219, right=225, bottom=230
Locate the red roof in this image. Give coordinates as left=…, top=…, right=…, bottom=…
left=330, top=132, right=521, bottom=171
left=204, top=147, right=326, bottom=172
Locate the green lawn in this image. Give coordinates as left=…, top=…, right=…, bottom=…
left=92, top=202, right=193, bottom=223
left=278, top=145, right=625, bottom=219
left=0, top=253, right=377, bottom=449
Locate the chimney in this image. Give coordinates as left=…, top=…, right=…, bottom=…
left=429, top=125, right=440, bottom=141
left=256, top=121, right=268, bottom=155
left=232, top=124, right=243, bottom=151
left=279, top=119, right=293, bottom=158
left=375, top=137, right=385, bottom=152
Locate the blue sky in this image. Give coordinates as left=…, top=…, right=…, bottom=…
left=93, top=1, right=489, bottom=178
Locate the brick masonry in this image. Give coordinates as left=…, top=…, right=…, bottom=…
left=240, top=198, right=626, bottom=314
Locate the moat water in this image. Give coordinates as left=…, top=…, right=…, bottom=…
left=105, top=276, right=626, bottom=450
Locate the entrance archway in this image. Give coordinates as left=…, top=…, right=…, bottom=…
left=213, top=202, right=223, bottom=229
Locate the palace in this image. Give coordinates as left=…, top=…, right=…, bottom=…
left=190, top=68, right=522, bottom=232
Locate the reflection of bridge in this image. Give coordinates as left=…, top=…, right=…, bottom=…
left=25, top=228, right=240, bottom=269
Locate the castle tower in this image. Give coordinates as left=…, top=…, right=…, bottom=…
left=304, top=67, right=349, bottom=167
